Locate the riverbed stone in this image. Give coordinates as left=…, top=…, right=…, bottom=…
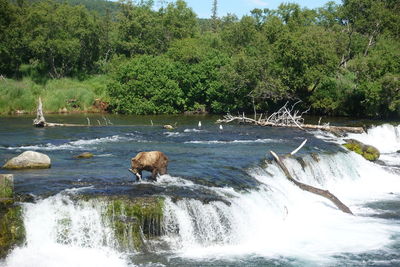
left=74, top=152, right=94, bottom=159
left=2, top=151, right=51, bottom=169
left=343, top=139, right=380, bottom=161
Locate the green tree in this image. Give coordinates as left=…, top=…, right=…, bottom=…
left=166, top=36, right=228, bottom=112
left=0, top=0, right=28, bottom=76
left=274, top=26, right=340, bottom=96
left=161, top=0, right=198, bottom=41
left=342, top=0, right=392, bottom=56
left=24, top=1, right=102, bottom=78
left=116, top=0, right=197, bottom=56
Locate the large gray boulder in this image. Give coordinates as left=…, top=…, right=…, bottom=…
left=2, top=151, right=51, bottom=169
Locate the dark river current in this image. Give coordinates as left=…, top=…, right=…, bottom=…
left=1, top=114, right=400, bottom=267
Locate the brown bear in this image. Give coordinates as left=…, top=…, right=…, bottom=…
left=129, top=151, right=168, bottom=181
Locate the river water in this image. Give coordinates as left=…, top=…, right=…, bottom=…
left=0, top=115, right=399, bottom=267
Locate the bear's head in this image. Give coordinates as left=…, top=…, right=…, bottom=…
left=130, top=158, right=143, bottom=180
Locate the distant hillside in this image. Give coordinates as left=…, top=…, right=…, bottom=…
left=60, top=0, right=120, bottom=16
left=23, top=0, right=121, bottom=17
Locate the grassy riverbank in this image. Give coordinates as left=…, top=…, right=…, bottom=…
left=0, top=76, right=110, bottom=115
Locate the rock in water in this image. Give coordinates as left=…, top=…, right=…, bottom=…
left=163, top=125, right=174, bottom=130
left=343, top=139, right=380, bottom=161
left=2, top=151, right=51, bottom=169
left=74, top=152, right=94, bottom=159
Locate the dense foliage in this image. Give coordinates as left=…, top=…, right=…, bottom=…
left=0, top=0, right=399, bottom=117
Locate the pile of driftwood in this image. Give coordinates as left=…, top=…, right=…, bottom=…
left=216, top=102, right=364, bottom=135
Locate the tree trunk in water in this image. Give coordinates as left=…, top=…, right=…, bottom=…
left=270, top=151, right=353, bottom=215
left=32, top=97, right=87, bottom=127
left=33, top=97, right=46, bottom=127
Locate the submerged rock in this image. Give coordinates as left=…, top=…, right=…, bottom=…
left=343, top=139, right=380, bottom=161
left=2, top=151, right=51, bottom=169
left=74, top=152, right=94, bottom=159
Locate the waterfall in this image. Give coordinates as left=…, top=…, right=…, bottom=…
left=2, top=194, right=130, bottom=267
left=162, top=151, right=400, bottom=262
left=2, top=124, right=400, bottom=265
left=347, top=124, right=400, bottom=153
left=346, top=123, right=400, bottom=166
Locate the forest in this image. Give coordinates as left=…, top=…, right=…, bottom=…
left=0, top=0, right=399, bottom=117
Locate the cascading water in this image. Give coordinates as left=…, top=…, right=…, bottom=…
left=347, top=124, right=400, bottom=153
left=162, top=151, right=400, bottom=264
left=1, top=193, right=130, bottom=267
left=347, top=124, right=400, bottom=167
left=3, top=153, right=400, bottom=266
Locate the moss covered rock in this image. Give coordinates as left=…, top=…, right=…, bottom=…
left=74, top=152, right=94, bottom=159
left=93, top=196, right=164, bottom=252
left=0, top=203, right=25, bottom=258
left=343, top=139, right=380, bottom=161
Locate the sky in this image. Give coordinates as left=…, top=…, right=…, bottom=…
left=156, top=0, right=340, bottom=19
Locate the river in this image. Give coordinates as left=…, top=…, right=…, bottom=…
left=0, top=114, right=399, bottom=266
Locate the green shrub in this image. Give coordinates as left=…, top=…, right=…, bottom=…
left=107, top=55, right=185, bottom=114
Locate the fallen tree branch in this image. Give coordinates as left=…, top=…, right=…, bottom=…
left=33, top=97, right=46, bottom=127
left=270, top=149, right=353, bottom=215
left=290, top=139, right=307, bottom=156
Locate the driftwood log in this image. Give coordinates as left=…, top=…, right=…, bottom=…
left=216, top=102, right=364, bottom=135
left=33, top=97, right=90, bottom=127
left=32, top=97, right=46, bottom=127
left=270, top=141, right=353, bottom=215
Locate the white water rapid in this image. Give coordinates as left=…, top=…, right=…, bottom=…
left=347, top=124, right=400, bottom=167
left=347, top=124, right=400, bottom=153
left=1, top=193, right=131, bottom=267
left=162, top=137, right=400, bottom=264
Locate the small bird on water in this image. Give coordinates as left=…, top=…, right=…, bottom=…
left=198, top=121, right=202, bottom=128
left=219, top=125, right=223, bottom=130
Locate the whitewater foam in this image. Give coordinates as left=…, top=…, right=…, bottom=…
left=2, top=195, right=131, bottom=267
left=346, top=124, right=400, bottom=153
left=185, top=139, right=281, bottom=144
left=183, top=128, right=206, bottom=133
left=0, top=134, right=142, bottom=151
left=162, top=151, right=400, bottom=263
left=163, top=132, right=184, bottom=137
